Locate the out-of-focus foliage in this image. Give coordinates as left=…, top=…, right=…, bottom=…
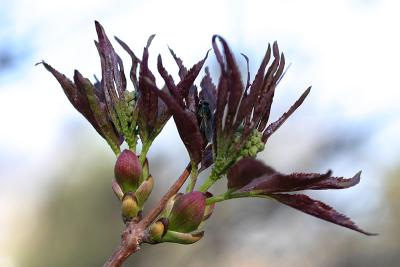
left=18, top=146, right=122, bottom=267
left=16, top=129, right=400, bottom=266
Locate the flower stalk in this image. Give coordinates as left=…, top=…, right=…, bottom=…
left=186, top=160, right=199, bottom=192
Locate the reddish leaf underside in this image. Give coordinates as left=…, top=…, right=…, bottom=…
left=227, top=158, right=275, bottom=190
left=144, top=78, right=204, bottom=163
left=238, top=170, right=334, bottom=193
left=231, top=158, right=362, bottom=193
left=269, top=193, right=376, bottom=236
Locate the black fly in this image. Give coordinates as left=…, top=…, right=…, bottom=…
left=198, top=100, right=214, bottom=144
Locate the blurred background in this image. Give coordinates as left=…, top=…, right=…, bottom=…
left=1, top=0, right=399, bottom=266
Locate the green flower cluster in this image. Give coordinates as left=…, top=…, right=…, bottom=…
left=240, top=130, right=265, bottom=158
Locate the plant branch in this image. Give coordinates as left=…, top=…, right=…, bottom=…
left=102, top=221, right=144, bottom=267
left=140, top=163, right=191, bottom=228
left=103, top=163, right=192, bottom=267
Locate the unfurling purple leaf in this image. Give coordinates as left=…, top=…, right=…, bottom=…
left=154, top=90, right=171, bottom=130
left=145, top=78, right=204, bottom=163
left=212, top=35, right=243, bottom=136
left=186, top=84, right=199, bottom=115
left=199, top=67, right=217, bottom=112
left=199, top=145, right=213, bottom=172
left=168, top=46, right=187, bottom=79
left=212, top=36, right=229, bottom=146
left=40, top=61, right=80, bottom=108
left=137, top=35, right=159, bottom=134
left=157, top=55, right=181, bottom=105
left=238, top=170, right=333, bottom=193
left=116, top=34, right=172, bottom=138
left=152, top=51, right=208, bottom=163
left=173, top=109, right=204, bottom=164
left=235, top=44, right=271, bottom=130
left=269, top=193, right=376, bottom=235
left=262, top=86, right=311, bottom=142
left=40, top=61, right=121, bottom=151
left=306, top=171, right=362, bottom=190
left=41, top=62, right=95, bottom=128
left=114, top=36, right=141, bottom=90
left=240, top=53, right=251, bottom=91
left=73, top=69, right=121, bottom=147
left=257, top=52, right=285, bottom=131
left=252, top=42, right=284, bottom=131
left=95, top=21, right=126, bottom=99
left=229, top=158, right=362, bottom=194
left=176, top=51, right=209, bottom=99
left=225, top=157, right=373, bottom=235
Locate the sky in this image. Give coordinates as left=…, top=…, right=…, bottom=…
left=0, top=0, right=399, bottom=266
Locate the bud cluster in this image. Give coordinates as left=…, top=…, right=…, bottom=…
left=148, top=192, right=214, bottom=244
left=114, top=149, right=153, bottom=222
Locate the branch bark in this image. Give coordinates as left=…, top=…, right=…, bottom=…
left=140, top=163, right=191, bottom=228
left=103, top=164, right=191, bottom=267
left=102, top=221, right=144, bottom=267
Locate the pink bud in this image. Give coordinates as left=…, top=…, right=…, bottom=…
left=168, top=191, right=206, bottom=233
left=114, top=149, right=142, bottom=192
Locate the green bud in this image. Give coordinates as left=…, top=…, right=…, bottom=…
left=161, top=230, right=204, bottom=244
left=149, top=218, right=168, bottom=243
left=249, top=146, right=258, bottom=157
left=239, top=130, right=264, bottom=158
left=126, top=104, right=134, bottom=116
left=114, top=149, right=142, bottom=192
left=135, top=175, right=154, bottom=207
left=121, top=192, right=139, bottom=222
left=124, top=90, right=135, bottom=102
left=256, top=142, right=265, bottom=151
left=250, top=135, right=258, bottom=145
